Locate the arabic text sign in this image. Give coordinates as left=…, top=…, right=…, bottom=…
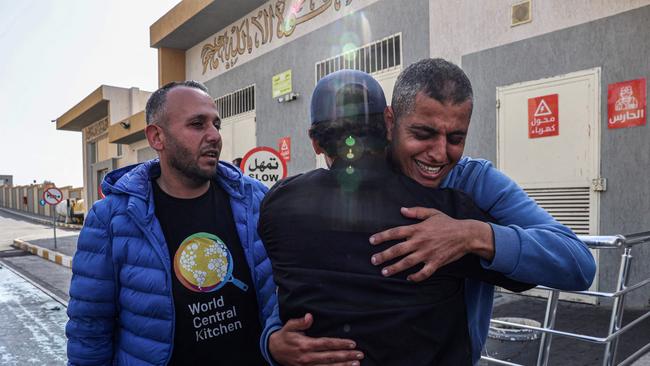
left=241, top=147, right=287, bottom=188
left=272, top=70, right=292, bottom=98
left=528, top=94, right=559, bottom=138
left=278, top=136, right=291, bottom=161
left=608, top=78, right=646, bottom=129
left=43, top=187, right=63, bottom=206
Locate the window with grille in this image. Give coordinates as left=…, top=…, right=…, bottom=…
left=215, top=85, right=255, bottom=119
left=315, top=33, right=402, bottom=81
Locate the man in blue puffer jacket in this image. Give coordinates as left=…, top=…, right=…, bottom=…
left=66, top=81, right=277, bottom=365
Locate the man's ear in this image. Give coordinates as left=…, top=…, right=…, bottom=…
left=384, top=106, right=396, bottom=142
left=145, top=124, right=164, bottom=152
left=311, top=138, right=324, bottom=155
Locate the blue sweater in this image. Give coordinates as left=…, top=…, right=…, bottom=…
left=261, top=156, right=596, bottom=365
left=441, top=157, right=596, bottom=364
left=66, top=160, right=277, bottom=365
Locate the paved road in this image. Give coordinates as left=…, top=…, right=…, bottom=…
left=0, top=262, right=67, bottom=365
left=1, top=255, right=71, bottom=303
left=0, top=210, right=77, bottom=252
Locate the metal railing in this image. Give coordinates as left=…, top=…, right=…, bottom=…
left=481, top=232, right=650, bottom=366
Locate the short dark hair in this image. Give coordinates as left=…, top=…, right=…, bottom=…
left=308, top=113, right=387, bottom=158
left=145, top=80, right=209, bottom=125
left=391, top=58, right=473, bottom=122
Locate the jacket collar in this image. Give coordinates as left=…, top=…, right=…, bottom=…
left=102, top=159, right=248, bottom=204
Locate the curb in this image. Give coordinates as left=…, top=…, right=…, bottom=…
left=12, top=238, right=72, bottom=269
left=0, top=207, right=82, bottom=230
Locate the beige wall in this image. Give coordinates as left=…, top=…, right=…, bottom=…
left=429, top=0, right=650, bottom=64
left=116, top=139, right=152, bottom=168
left=0, top=183, right=84, bottom=219
left=96, top=135, right=110, bottom=162
left=159, top=47, right=186, bottom=86
left=104, top=86, right=151, bottom=127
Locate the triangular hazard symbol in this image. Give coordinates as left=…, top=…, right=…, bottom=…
left=534, top=99, right=553, bottom=117
left=281, top=140, right=288, bottom=151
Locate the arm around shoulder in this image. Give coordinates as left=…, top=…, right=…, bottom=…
left=455, top=159, right=596, bottom=290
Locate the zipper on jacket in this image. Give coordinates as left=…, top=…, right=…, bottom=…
left=129, top=212, right=176, bottom=365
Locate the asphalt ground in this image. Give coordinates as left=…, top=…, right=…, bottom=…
left=2, top=210, right=649, bottom=365
left=0, top=261, right=67, bottom=365
left=485, top=293, right=650, bottom=366
left=0, top=255, right=71, bottom=304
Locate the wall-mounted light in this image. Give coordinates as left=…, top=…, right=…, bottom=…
left=120, top=120, right=131, bottom=129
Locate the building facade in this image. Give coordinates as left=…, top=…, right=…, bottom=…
left=147, top=0, right=650, bottom=308
left=53, top=0, right=650, bottom=308
left=55, top=86, right=154, bottom=206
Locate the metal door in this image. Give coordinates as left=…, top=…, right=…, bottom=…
left=496, top=68, right=602, bottom=302
left=220, top=111, right=256, bottom=164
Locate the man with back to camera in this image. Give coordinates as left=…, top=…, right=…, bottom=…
left=260, top=69, right=535, bottom=365
left=264, top=59, right=596, bottom=365
left=66, top=81, right=278, bottom=365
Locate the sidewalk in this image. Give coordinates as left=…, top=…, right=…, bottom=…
left=0, top=207, right=82, bottom=230
left=487, top=293, right=650, bottom=365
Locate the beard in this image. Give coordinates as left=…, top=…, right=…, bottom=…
left=166, top=134, right=219, bottom=184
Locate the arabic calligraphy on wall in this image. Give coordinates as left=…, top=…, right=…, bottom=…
left=85, top=117, right=109, bottom=141
left=200, top=0, right=352, bottom=75
left=607, top=78, right=646, bottom=129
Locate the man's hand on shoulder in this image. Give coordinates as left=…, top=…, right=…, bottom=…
left=269, top=313, right=363, bottom=366
left=369, top=207, right=495, bottom=282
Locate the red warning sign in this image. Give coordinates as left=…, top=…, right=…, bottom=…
left=278, top=136, right=291, bottom=162
left=528, top=94, right=559, bottom=138
left=607, top=78, right=646, bottom=129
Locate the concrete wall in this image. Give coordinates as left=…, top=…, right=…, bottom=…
left=201, top=0, right=430, bottom=174
left=429, top=0, right=650, bottom=64
left=104, top=86, right=150, bottom=127
left=462, top=6, right=650, bottom=308
left=0, top=183, right=84, bottom=221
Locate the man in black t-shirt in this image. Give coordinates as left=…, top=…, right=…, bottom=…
left=261, top=70, right=534, bottom=365
left=153, top=179, right=264, bottom=365
left=144, top=82, right=266, bottom=365
left=66, top=81, right=272, bottom=365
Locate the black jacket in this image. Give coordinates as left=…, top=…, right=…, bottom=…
left=259, top=155, right=533, bottom=366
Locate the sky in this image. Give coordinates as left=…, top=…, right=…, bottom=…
left=0, top=0, right=179, bottom=187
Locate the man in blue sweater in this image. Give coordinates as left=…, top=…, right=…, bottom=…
left=366, top=58, right=597, bottom=363
left=265, top=59, right=596, bottom=365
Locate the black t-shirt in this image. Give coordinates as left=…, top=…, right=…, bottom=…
left=153, top=180, right=264, bottom=366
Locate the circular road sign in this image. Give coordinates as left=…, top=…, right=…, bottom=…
left=241, top=146, right=287, bottom=188
left=43, top=187, right=63, bottom=206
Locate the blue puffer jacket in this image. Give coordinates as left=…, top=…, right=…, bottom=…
left=66, top=159, right=277, bottom=365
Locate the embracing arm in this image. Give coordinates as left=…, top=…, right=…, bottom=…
left=66, top=206, right=117, bottom=366
left=452, top=159, right=595, bottom=290
left=371, top=158, right=595, bottom=290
